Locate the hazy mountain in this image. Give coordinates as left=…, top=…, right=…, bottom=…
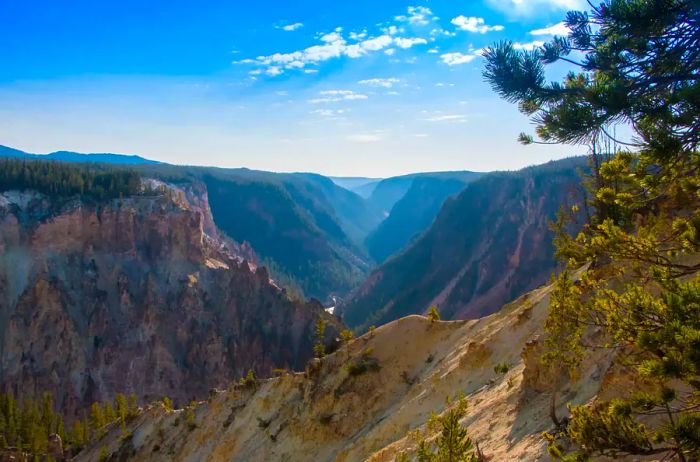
left=351, top=180, right=382, bottom=198
left=365, top=176, right=476, bottom=263
left=366, top=171, right=482, bottom=213
left=295, top=173, right=385, bottom=245
left=329, top=176, right=383, bottom=195
left=0, top=144, right=159, bottom=165
left=340, top=158, right=586, bottom=331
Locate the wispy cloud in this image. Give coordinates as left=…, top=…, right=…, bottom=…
left=309, top=90, right=369, bottom=104
left=242, top=26, right=429, bottom=76
left=440, top=48, right=483, bottom=66
left=486, top=0, right=587, bottom=17
left=347, top=133, right=382, bottom=143
left=310, top=108, right=347, bottom=119
left=530, top=21, right=570, bottom=36
left=394, top=37, right=428, bottom=49
left=451, top=16, right=504, bottom=33
left=394, top=6, right=437, bottom=25
left=358, top=78, right=401, bottom=88
left=424, top=114, right=468, bottom=123
left=513, top=40, right=545, bottom=50
left=278, top=22, right=304, bottom=32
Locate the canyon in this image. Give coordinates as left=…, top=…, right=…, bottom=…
left=0, top=182, right=338, bottom=417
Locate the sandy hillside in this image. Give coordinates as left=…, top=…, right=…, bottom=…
left=76, top=280, right=629, bottom=462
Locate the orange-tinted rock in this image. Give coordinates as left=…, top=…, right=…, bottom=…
left=0, top=188, right=338, bottom=417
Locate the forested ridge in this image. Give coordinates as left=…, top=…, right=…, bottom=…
left=0, top=392, right=141, bottom=460
left=0, top=158, right=144, bottom=201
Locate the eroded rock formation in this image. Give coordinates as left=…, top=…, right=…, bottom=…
left=0, top=186, right=336, bottom=417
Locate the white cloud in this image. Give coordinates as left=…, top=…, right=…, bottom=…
left=530, top=21, right=570, bottom=36
left=309, top=90, right=369, bottom=104
left=349, top=30, right=368, bottom=40
left=513, top=40, right=545, bottom=50
left=359, top=78, right=401, bottom=88
left=394, top=37, right=428, bottom=49
left=244, top=27, right=434, bottom=76
left=347, top=133, right=382, bottom=143
left=440, top=49, right=482, bottom=66
left=310, top=108, right=346, bottom=118
left=382, top=25, right=404, bottom=36
left=395, top=6, right=437, bottom=25
left=451, top=16, right=504, bottom=33
left=240, top=7, right=442, bottom=76
left=280, top=22, right=303, bottom=32
left=424, top=114, right=468, bottom=122
left=430, top=28, right=456, bottom=38
left=361, top=35, right=394, bottom=51
left=320, top=31, right=343, bottom=43
left=486, top=0, right=587, bottom=17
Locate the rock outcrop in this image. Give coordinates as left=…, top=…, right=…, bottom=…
left=75, top=274, right=623, bottom=462
left=0, top=185, right=337, bottom=417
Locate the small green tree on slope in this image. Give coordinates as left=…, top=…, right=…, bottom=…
left=314, top=316, right=327, bottom=359
left=484, top=0, right=700, bottom=460
left=406, top=398, right=477, bottom=462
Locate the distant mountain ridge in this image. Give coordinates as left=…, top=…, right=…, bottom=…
left=364, top=171, right=483, bottom=213
left=329, top=176, right=382, bottom=195
left=4, top=145, right=578, bottom=310
left=364, top=175, right=481, bottom=263
left=340, top=157, right=587, bottom=330
left=0, top=147, right=378, bottom=300
left=0, top=144, right=159, bottom=165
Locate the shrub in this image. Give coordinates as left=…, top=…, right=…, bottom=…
left=161, top=396, right=173, bottom=412
left=493, top=363, right=509, bottom=375
left=346, top=356, right=380, bottom=377
left=239, top=369, right=257, bottom=388
left=427, top=306, right=441, bottom=323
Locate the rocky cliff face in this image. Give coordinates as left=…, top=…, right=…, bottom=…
left=75, top=271, right=624, bottom=462
left=340, top=158, right=586, bottom=330
left=0, top=185, right=337, bottom=417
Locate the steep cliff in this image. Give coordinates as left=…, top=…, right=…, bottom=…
left=364, top=176, right=470, bottom=263
left=340, top=158, right=586, bottom=330
left=75, top=271, right=623, bottom=462
left=0, top=183, right=337, bottom=417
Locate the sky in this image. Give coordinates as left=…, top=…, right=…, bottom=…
left=0, top=0, right=589, bottom=177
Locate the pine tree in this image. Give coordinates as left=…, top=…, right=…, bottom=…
left=427, top=306, right=441, bottom=323
left=162, top=396, right=174, bottom=412
left=102, top=400, right=116, bottom=425
left=313, top=316, right=327, bottom=359
left=413, top=398, right=477, bottom=462
left=127, top=394, right=139, bottom=419
left=114, top=394, right=127, bottom=430
left=90, top=402, right=106, bottom=438
left=484, top=0, right=700, bottom=459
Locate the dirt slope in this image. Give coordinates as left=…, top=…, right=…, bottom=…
left=77, top=274, right=625, bottom=462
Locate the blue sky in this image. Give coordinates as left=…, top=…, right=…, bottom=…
left=1, top=0, right=587, bottom=176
